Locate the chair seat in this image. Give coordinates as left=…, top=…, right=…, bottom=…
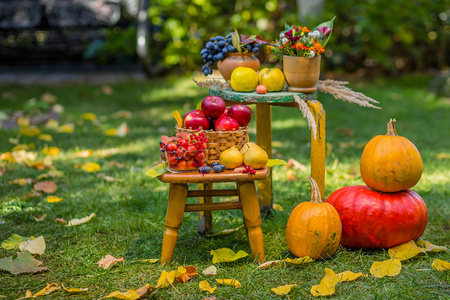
left=158, top=166, right=269, bottom=183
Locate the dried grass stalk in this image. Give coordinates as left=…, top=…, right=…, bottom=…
left=293, top=94, right=317, bottom=140
left=317, top=79, right=381, bottom=109
left=193, top=78, right=230, bottom=90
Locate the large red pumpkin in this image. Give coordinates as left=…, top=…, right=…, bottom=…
left=326, top=185, right=428, bottom=249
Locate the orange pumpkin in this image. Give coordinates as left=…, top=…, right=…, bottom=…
left=285, top=177, right=342, bottom=260
left=360, top=119, right=423, bottom=193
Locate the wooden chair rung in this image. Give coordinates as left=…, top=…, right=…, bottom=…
left=187, top=189, right=238, bottom=198
left=185, top=201, right=242, bottom=212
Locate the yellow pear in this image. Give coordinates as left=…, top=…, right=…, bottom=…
left=219, top=146, right=243, bottom=169
left=243, top=145, right=268, bottom=169
left=240, top=142, right=259, bottom=155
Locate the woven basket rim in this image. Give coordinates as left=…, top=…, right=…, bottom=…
left=175, top=124, right=249, bottom=133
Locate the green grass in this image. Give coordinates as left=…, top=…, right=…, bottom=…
left=0, top=74, right=449, bottom=299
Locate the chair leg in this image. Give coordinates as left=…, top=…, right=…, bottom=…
left=237, top=181, right=265, bottom=263
left=160, top=183, right=188, bottom=264
left=198, top=182, right=213, bottom=236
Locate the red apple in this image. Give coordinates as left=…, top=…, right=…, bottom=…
left=194, top=151, right=206, bottom=162
left=227, top=105, right=252, bottom=127
left=186, top=159, right=197, bottom=169
left=176, top=160, right=187, bottom=170
left=184, top=111, right=210, bottom=130
left=201, top=96, right=226, bottom=118
left=215, top=115, right=240, bottom=131
left=187, top=144, right=197, bottom=156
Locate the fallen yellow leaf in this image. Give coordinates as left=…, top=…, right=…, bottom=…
left=45, top=119, right=59, bottom=129
left=33, top=214, right=47, bottom=222
left=336, top=270, right=366, bottom=282
left=1, top=234, right=34, bottom=250
left=271, top=284, right=296, bottom=296
left=37, top=169, right=64, bottom=180
left=415, top=239, right=447, bottom=252
left=285, top=256, right=313, bottom=265
left=17, top=116, right=30, bottom=127
left=38, top=134, right=53, bottom=142
left=311, top=268, right=339, bottom=297
left=75, top=149, right=94, bottom=157
left=47, top=196, right=62, bottom=203
left=20, top=126, right=41, bottom=137
left=41, top=92, right=57, bottom=103
left=138, top=259, right=159, bottom=263
left=19, top=236, right=46, bottom=255
left=106, top=128, right=117, bottom=136
left=370, top=258, right=402, bottom=278
left=431, top=259, right=450, bottom=271
left=210, top=248, right=248, bottom=263
left=81, top=113, right=97, bottom=121
left=199, top=281, right=216, bottom=293
left=58, top=124, right=74, bottom=133
left=97, top=255, right=124, bottom=270
left=33, top=283, right=60, bottom=297
left=80, top=162, right=101, bottom=172
left=105, top=284, right=156, bottom=300
left=388, top=240, right=425, bottom=261
left=9, top=178, right=34, bottom=186
left=157, top=266, right=186, bottom=288
left=206, top=225, right=244, bottom=237
left=42, top=146, right=60, bottom=156
left=112, top=110, right=133, bottom=119
left=65, top=213, right=96, bottom=227
left=215, top=279, right=241, bottom=288
left=273, top=203, right=283, bottom=211
left=177, top=265, right=198, bottom=283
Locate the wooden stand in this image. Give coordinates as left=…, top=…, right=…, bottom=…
left=158, top=168, right=269, bottom=264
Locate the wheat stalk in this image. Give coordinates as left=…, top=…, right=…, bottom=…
left=293, top=94, right=317, bottom=140
left=192, top=78, right=230, bottom=90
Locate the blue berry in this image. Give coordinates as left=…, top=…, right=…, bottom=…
left=206, top=42, right=214, bottom=50
left=222, top=47, right=228, bottom=54
left=211, top=162, right=220, bottom=167
left=203, top=70, right=209, bottom=76
left=216, top=53, right=224, bottom=60
left=208, top=68, right=213, bottom=75
left=212, top=165, right=222, bottom=173
left=200, top=166, right=211, bottom=173
left=207, top=54, right=213, bottom=60
left=227, top=38, right=233, bottom=44
left=200, top=48, right=208, bottom=55
left=210, top=37, right=216, bottom=42
left=208, top=60, right=214, bottom=66
left=213, top=45, right=219, bottom=51
left=225, top=33, right=231, bottom=39
left=217, top=41, right=226, bottom=47
left=227, top=45, right=236, bottom=52
left=218, top=164, right=226, bottom=171
left=216, top=36, right=225, bottom=41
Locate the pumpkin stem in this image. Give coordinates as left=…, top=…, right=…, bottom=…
left=308, top=177, right=323, bottom=204
left=386, top=118, right=398, bottom=136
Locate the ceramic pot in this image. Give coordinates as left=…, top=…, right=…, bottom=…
left=217, top=52, right=260, bottom=82
left=283, top=55, right=321, bottom=93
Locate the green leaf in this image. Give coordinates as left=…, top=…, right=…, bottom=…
left=313, top=16, right=336, bottom=48
left=266, top=159, right=288, bottom=167
left=1, top=234, right=34, bottom=250
left=232, top=29, right=241, bottom=53
left=0, top=250, right=48, bottom=275
left=144, top=163, right=167, bottom=178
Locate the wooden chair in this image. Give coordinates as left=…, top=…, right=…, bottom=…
left=157, top=167, right=269, bottom=264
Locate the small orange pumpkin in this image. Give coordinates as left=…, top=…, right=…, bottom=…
left=285, top=177, right=342, bottom=260
left=360, top=118, right=423, bottom=192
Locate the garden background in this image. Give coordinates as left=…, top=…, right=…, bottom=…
left=0, top=0, right=449, bottom=299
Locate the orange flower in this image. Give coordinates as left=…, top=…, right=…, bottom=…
left=301, top=26, right=311, bottom=33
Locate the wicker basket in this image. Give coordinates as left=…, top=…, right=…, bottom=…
left=176, top=125, right=249, bottom=163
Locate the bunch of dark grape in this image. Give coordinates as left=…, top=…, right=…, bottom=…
left=200, top=33, right=261, bottom=76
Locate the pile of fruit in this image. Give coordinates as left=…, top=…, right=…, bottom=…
left=230, top=67, right=286, bottom=94
left=183, top=96, right=252, bottom=131
left=159, top=130, right=208, bottom=171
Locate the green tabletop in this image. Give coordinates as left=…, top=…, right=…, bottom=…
left=210, top=87, right=317, bottom=104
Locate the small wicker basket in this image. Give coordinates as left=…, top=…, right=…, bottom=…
left=176, top=125, right=249, bottom=163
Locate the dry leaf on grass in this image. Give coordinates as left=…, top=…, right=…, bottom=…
left=112, top=110, right=133, bottom=119
left=285, top=256, right=313, bottom=265
left=33, top=214, right=47, bottom=222
left=336, top=270, right=366, bottom=282
left=75, top=149, right=94, bottom=157
left=257, top=260, right=281, bottom=270
left=32, top=283, right=60, bottom=297
left=97, top=173, right=124, bottom=182
left=206, top=225, right=244, bottom=237
left=78, top=162, right=101, bottom=172
left=42, top=146, right=60, bottom=156
left=0, top=250, right=48, bottom=275
left=431, top=259, right=450, bottom=271
left=215, top=279, right=241, bottom=288
left=45, top=119, right=59, bottom=129
left=271, top=284, right=296, bottom=296
left=97, top=255, right=124, bottom=270
left=138, top=258, right=159, bottom=263
left=62, top=284, right=88, bottom=293
left=81, top=113, right=97, bottom=121
left=19, top=235, right=46, bottom=255
left=415, top=239, right=447, bottom=252
left=37, top=169, right=64, bottom=179
left=199, top=281, right=216, bottom=293
left=177, top=265, right=198, bottom=283
left=58, top=124, right=74, bottom=133
left=273, top=204, right=284, bottom=211
left=20, top=126, right=41, bottom=137
left=1, top=234, right=34, bottom=250
left=106, top=123, right=129, bottom=137
left=9, top=178, right=35, bottom=186
left=310, top=268, right=339, bottom=297
left=46, top=196, right=62, bottom=203
left=38, top=134, right=53, bottom=142
left=33, top=181, right=57, bottom=194
left=65, top=213, right=96, bottom=227
left=210, top=248, right=248, bottom=263
left=370, top=258, right=401, bottom=278
left=388, top=240, right=425, bottom=261
left=56, top=218, right=67, bottom=224
left=202, top=265, right=217, bottom=276
left=105, top=284, right=156, bottom=300
left=157, top=266, right=186, bottom=288
left=22, top=190, right=41, bottom=199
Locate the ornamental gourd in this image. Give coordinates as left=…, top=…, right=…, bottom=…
left=326, top=185, right=428, bottom=249
left=286, top=177, right=342, bottom=260
left=360, top=118, right=423, bottom=193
